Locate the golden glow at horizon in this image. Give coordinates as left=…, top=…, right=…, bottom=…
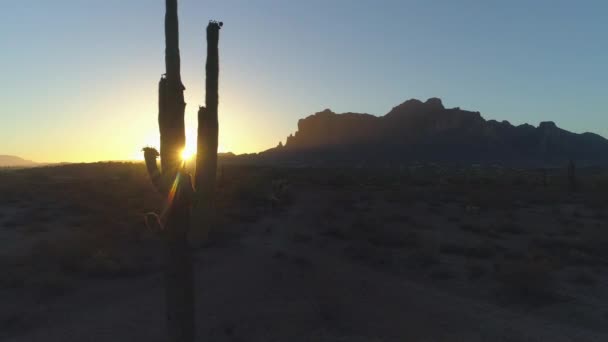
left=137, top=130, right=230, bottom=162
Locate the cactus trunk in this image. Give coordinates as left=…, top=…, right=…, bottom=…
left=191, top=22, right=221, bottom=244
left=146, top=1, right=195, bottom=341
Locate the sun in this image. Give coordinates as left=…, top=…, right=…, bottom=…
left=180, top=142, right=196, bottom=161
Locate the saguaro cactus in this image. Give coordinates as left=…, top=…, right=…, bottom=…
left=143, top=1, right=194, bottom=341
left=142, top=1, right=223, bottom=341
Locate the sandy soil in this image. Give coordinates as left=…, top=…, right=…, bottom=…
left=1, top=164, right=608, bottom=341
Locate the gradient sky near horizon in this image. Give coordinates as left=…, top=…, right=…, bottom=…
left=1, top=0, right=606, bottom=163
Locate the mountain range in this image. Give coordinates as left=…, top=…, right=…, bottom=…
left=0, top=155, right=38, bottom=167
left=250, top=98, right=608, bottom=167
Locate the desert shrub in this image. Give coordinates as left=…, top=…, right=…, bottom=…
left=29, top=271, right=74, bottom=298
left=2, top=218, right=21, bottom=228
left=269, top=178, right=293, bottom=210
left=569, top=270, right=597, bottom=286
left=592, top=209, right=606, bottom=220
left=383, top=189, right=407, bottom=203
left=368, top=230, right=420, bottom=249
left=384, top=212, right=411, bottom=223
left=459, top=223, right=483, bottom=234
left=446, top=216, right=461, bottom=223
left=326, top=172, right=357, bottom=189
left=70, top=249, right=141, bottom=277
left=231, top=173, right=272, bottom=204
left=351, top=215, right=374, bottom=232
left=290, top=254, right=314, bottom=269
left=498, top=223, right=524, bottom=235
left=530, top=236, right=599, bottom=262
left=272, top=250, right=286, bottom=259
left=22, top=224, right=50, bottom=234
left=349, top=214, right=420, bottom=249
left=467, top=263, right=487, bottom=280
left=565, top=249, right=599, bottom=266
left=23, top=232, right=158, bottom=279
left=343, top=241, right=393, bottom=267
left=428, top=266, right=455, bottom=280
left=440, top=242, right=496, bottom=259
left=0, top=311, right=34, bottom=337
left=560, top=227, right=579, bottom=237
left=496, top=257, right=558, bottom=303
left=427, top=202, right=443, bottom=214
left=405, top=233, right=441, bottom=269
left=0, top=259, right=27, bottom=289
left=321, top=226, right=350, bottom=241
left=291, top=231, right=313, bottom=244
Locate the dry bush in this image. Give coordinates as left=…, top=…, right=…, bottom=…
left=459, top=223, right=484, bottom=234
left=428, top=265, right=455, bottom=280
left=497, top=222, right=524, bottom=235
left=0, top=310, right=35, bottom=338
left=530, top=235, right=608, bottom=266
left=405, top=233, right=441, bottom=269
left=343, top=241, right=394, bottom=268
left=569, top=270, right=597, bottom=286
left=215, top=167, right=285, bottom=223
left=467, top=263, right=487, bottom=280
left=446, top=216, right=461, bottom=223
left=348, top=214, right=420, bottom=250
left=440, top=242, right=496, bottom=259
left=321, top=225, right=351, bottom=241
left=15, top=226, right=161, bottom=282
left=495, top=256, right=558, bottom=303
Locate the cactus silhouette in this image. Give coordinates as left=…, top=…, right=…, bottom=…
left=142, top=1, right=222, bottom=341
left=191, top=20, right=222, bottom=244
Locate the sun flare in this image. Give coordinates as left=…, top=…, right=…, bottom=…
left=181, top=144, right=196, bottom=161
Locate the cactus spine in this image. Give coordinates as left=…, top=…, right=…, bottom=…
left=142, top=1, right=223, bottom=341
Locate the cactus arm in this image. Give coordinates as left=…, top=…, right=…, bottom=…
left=204, top=22, right=220, bottom=124
left=195, top=22, right=221, bottom=191
left=191, top=21, right=221, bottom=245
left=142, top=147, right=166, bottom=194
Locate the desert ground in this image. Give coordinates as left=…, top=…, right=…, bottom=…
left=1, top=162, right=608, bottom=341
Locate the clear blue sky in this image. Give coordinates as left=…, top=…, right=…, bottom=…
left=1, top=0, right=606, bottom=162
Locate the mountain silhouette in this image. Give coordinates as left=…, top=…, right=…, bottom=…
left=0, top=155, right=38, bottom=167
left=254, top=98, right=608, bottom=166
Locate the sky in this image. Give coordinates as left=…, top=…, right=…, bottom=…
left=0, top=0, right=606, bottom=163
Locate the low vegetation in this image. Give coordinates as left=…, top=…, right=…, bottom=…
left=1, top=162, right=608, bottom=338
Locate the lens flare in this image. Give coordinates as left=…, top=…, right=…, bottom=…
left=180, top=139, right=196, bottom=161
left=181, top=148, right=194, bottom=161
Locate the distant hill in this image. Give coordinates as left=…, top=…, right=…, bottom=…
left=252, top=98, right=608, bottom=167
left=0, top=155, right=38, bottom=167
